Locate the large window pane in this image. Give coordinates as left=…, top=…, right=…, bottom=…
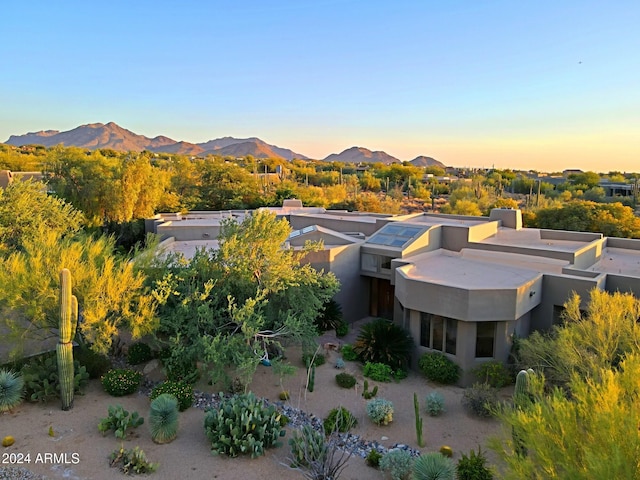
left=420, top=312, right=431, bottom=348
left=445, top=319, right=457, bottom=355
left=432, top=316, right=444, bottom=352
left=475, top=322, right=495, bottom=358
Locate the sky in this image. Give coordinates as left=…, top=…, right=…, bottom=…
left=1, top=0, right=638, bottom=172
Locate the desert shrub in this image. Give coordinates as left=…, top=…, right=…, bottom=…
left=73, top=345, right=112, bottom=379
left=0, top=369, right=24, bottom=412
left=162, top=355, right=200, bottom=384
left=456, top=447, right=494, bottom=480
left=353, top=318, right=413, bottom=371
left=366, top=449, right=383, bottom=468
left=335, top=372, right=356, bottom=389
left=462, top=383, right=499, bottom=418
left=203, top=392, right=285, bottom=458
left=340, top=344, right=358, bottom=362
left=302, top=352, right=326, bottom=368
left=473, top=361, right=512, bottom=388
left=314, top=298, right=344, bottom=333
left=21, top=353, right=89, bottom=402
left=288, top=424, right=353, bottom=479
left=363, top=362, right=394, bottom=382
left=101, top=368, right=142, bottom=397
left=127, top=342, right=153, bottom=365
left=425, top=391, right=445, bottom=416
left=366, top=398, right=394, bottom=425
left=149, top=394, right=179, bottom=444
left=323, top=406, right=357, bottom=433
left=110, top=446, right=158, bottom=474
left=335, top=321, right=349, bottom=337
left=419, top=352, right=460, bottom=384
left=380, top=449, right=414, bottom=480
left=98, top=404, right=144, bottom=439
left=151, top=380, right=194, bottom=411
left=413, top=452, right=455, bottom=480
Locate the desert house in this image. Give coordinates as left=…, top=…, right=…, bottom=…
left=147, top=203, right=640, bottom=385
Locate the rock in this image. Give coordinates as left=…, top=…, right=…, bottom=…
left=143, top=359, right=160, bottom=375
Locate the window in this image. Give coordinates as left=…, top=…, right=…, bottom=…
left=475, top=322, right=496, bottom=358
left=380, top=256, right=393, bottom=271
left=420, top=312, right=457, bottom=355
left=361, top=253, right=377, bottom=272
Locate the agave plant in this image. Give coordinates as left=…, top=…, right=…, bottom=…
left=353, top=318, right=414, bottom=371
left=413, top=452, right=456, bottom=480
left=149, top=393, right=179, bottom=444
left=0, top=369, right=25, bottom=413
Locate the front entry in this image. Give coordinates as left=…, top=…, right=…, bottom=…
left=370, top=277, right=395, bottom=320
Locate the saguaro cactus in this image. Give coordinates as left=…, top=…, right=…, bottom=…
left=414, top=392, right=424, bottom=447
left=512, top=368, right=535, bottom=456
left=57, top=268, right=78, bottom=411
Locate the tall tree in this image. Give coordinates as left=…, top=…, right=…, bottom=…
left=150, top=210, right=339, bottom=386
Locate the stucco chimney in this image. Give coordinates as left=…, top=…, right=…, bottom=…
left=489, top=208, right=522, bottom=230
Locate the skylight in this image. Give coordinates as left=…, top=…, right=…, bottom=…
left=366, top=224, right=424, bottom=248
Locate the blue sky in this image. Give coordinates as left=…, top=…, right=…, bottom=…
left=1, top=0, right=638, bottom=172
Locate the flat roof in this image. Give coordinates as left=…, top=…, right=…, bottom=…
left=398, top=249, right=548, bottom=289
left=588, top=247, right=640, bottom=277
left=291, top=212, right=381, bottom=224
left=477, top=228, right=588, bottom=252
left=158, top=239, right=219, bottom=259
left=396, top=213, right=492, bottom=228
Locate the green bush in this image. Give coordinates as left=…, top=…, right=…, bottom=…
left=162, top=355, right=200, bottom=384
left=149, top=394, right=179, bottom=444
left=323, top=406, right=357, bottom=433
left=366, top=449, right=383, bottom=468
left=462, top=383, right=499, bottom=418
left=363, top=362, right=394, bottom=382
left=366, top=398, right=394, bottom=426
left=419, top=352, right=461, bottom=384
left=314, top=298, right=344, bottom=333
left=203, top=392, right=285, bottom=458
left=335, top=372, right=356, bottom=389
left=473, top=361, right=512, bottom=388
left=425, top=391, right=445, bottom=416
left=456, top=447, right=494, bottom=480
left=289, top=424, right=326, bottom=468
left=109, top=446, right=158, bottom=474
left=335, top=321, right=349, bottom=337
left=413, top=452, right=455, bottom=480
left=73, top=345, right=111, bottom=379
left=354, top=318, right=414, bottom=371
left=380, top=449, right=414, bottom=480
left=340, top=344, right=359, bottom=362
left=127, top=342, right=153, bottom=365
left=101, top=368, right=142, bottom=397
left=0, top=369, right=24, bottom=412
left=150, top=380, right=194, bottom=411
left=21, top=353, right=89, bottom=402
left=98, top=404, right=144, bottom=439
left=302, top=352, right=326, bottom=368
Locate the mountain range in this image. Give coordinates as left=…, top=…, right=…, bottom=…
left=4, top=122, right=446, bottom=167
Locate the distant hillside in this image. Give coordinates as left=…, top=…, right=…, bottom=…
left=4, top=122, right=441, bottom=164
left=199, top=137, right=307, bottom=160
left=5, top=122, right=182, bottom=152
left=324, top=146, right=399, bottom=164
left=5, top=123, right=307, bottom=160
left=409, top=155, right=446, bottom=168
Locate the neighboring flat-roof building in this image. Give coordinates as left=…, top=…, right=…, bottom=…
left=147, top=204, right=640, bottom=385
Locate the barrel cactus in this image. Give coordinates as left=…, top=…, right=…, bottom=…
left=57, top=268, right=78, bottom=411
left=0, top=369, right=24, bottom=412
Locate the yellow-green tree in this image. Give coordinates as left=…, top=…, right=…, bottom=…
left=492, top=290, right=640, bottom=478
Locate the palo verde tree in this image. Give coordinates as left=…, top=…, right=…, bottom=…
left=491, top=290, right=640, bottom=478
left=149, top=210, right=339, bottom=387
